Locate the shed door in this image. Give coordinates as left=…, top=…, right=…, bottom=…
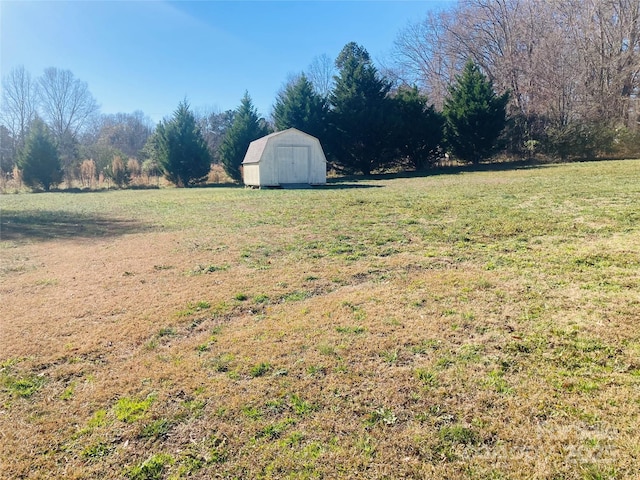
left=276, top=146, right=309, bottom=184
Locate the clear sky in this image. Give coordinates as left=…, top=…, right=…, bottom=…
left=1, top=0, right=451, bottom=123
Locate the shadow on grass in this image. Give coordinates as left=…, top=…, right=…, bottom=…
left=274, top=182, right=384, bottom=190
left=197, top=182, right=245, bottom=189
left=243, top=182, right=383, bottom=190
left=316, top=181, right=383, bottom=189
left=60, top=185, right=161, bottom=193
left=45, top=182, right=242, bottom=193
left=330, top=159, right=553, bottom=184
left=414, top=159, right=558, bottom=177
left=0, top=210, right=150, bottom=242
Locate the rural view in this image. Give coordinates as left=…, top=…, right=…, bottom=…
left=1, top=0, right=639, bottom=479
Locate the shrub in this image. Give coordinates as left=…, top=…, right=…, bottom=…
left=104, top=156, right=130, bottom=188
left=543, top=121, right=616, bottom=160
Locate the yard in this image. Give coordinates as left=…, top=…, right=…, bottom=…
left=1, top=160, right=639, bottom=479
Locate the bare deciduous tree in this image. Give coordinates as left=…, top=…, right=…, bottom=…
left=38, top=67, right=99, bottom=184
left=93, top=111, right=153, bottom=160
left=306, top=54, right=336, bottom=98
left=391, top=8, right=466, bottom=109
left=38, top=67, right=99, bottom=140
left=195, top=107, right=236, bottom=163
left=558, top=0, right=640, bottom=122
left=390, top=0, right=640, bottom=155
left=1, top=65, right=39, bottom=151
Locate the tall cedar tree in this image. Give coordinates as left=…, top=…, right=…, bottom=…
left=392, top=86, right=444, bottom=170
left=273, top=74, right=328, bottom=140
left=219, top=92, right=269, bottom=183
left=18, top=117, right=62, bottom=191
left=155, top=101, right=211, bottom=187
left=329, top=42, right=395, bottom=175
left=443, top=61, right=509, bottom=164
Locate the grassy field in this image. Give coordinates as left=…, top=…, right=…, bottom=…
left=1, top=160, right=639, bottom=479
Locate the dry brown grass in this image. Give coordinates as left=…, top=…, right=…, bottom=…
left=1, top=160, right=639, bottom=479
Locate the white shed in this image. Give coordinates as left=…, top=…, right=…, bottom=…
left=242, top=128, right=327, bottom=187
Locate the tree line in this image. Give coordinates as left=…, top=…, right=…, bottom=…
left=390, top=0, right=640, bottom=160
left=2, top=0, right=638, bottom=191
left=0, top=46, right=510, bottom=190
left=0, top=66, right=158, bottom=190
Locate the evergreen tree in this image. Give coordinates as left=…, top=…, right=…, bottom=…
left=154, top=100, right=211, bottom=187
left=219, top=92, right=269, bottom=183
left=104, top=155, right=131, bottom=188
left=17, top=118, right=62, bottom=191
left=273, top=74, right=328, bottom=140
left=392, top=86, right=444, bottom=170
left=329, top=42, right=395, bottom=175
left=443, top=61, right=509, bottom=164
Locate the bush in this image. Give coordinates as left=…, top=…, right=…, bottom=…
left=543, top=121, right=616, bottom=160
left=611, top=126, right=640, bottom=158
left=104, top=156, right=130, bottom=188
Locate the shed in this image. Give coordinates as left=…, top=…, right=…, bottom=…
left=242, top=128, right=327, bottom=187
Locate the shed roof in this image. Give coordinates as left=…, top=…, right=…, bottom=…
left=242, top=128, right=319, bottom=164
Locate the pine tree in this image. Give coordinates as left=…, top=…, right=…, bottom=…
left=219, top=92, right=269, bottom=183
left=329, top=42, right=395, bottom=175
left=154, top=100, right=211, bottom=187
left=17, top=118, right=62, bottom=191
left=392, top=86, right=444, bottom=170
left=273, top=74, right=328, bottom=140
left=443, top=61, right=509, bottom=164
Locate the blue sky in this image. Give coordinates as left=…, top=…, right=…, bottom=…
left=2, top=1, right=451, bottom=123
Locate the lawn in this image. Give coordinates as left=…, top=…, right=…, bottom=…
left=1, top=160, right=639, bottom=479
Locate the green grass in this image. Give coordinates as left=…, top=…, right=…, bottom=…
left=1, top=373, right=46, bottom=398
left=81, top=441, right=114, bottom=461
left=249, top=362, right=272, bottom=377
left=1, top=160, right=640, bottom=479
left=139, top=418, right=172, bottom=439
left=125, top=453, right=174, bottom=480
left=114, top=395, right=155, bottom=423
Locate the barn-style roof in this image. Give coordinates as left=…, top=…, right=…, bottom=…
left=242, top=128, right=319, bottom=164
